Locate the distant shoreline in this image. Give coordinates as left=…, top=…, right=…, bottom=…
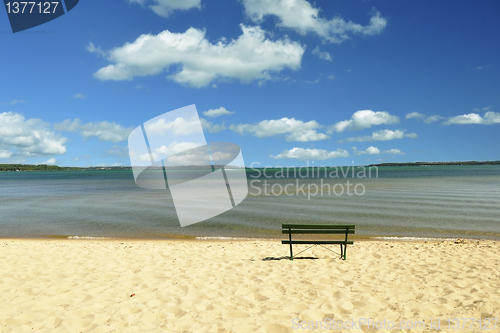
left=1, top=160, right=499, bottom=172
left=368, top=160, right=500, bottom=167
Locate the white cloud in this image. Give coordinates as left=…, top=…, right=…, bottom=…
left=10, top=100, right=28, bottom=105
left=45, top=158, right=57, bottom=165
left=154, top=141, right=200, bottom=157
left=242, top=0, right=387, bottom=43
left=444, top=111, right=500, bottom=125
left=134, top=141, right=218, bottom=166
left=385, top=148, right=405, bottom=155
left=86, top=42, right=107, bottom=58
left=229, top=117, right=329, bottom=142
left=357, top=146, right=380, bottom=155
left=54, top=119, right=80, bottom=132
left=144, top=115, right=202, bottom=136
left=328, top=110, right=399, bottom=133
left=91, top=25, right=305, bottom=88
left=74, top=93, right=86, bottom=99
left=128, top=0, right=201, bottom=18
left=327, top=75, right=335, bottom=80
left=55, top=119, right=133, bottom=143
left=0, top=150, right=13, bottom=158
left=424, top=115, right=443, bottom=123
left=0, top=112, right=67, bottom=158
left=108, top=145, right=129, bottom=157
left=312, top=46, right=332, bottom=61
left=151, top=0, right=201, bottom=17
left=345, top=129, right=418, bottom=142
left=406, top=112, right=443, bottom=123
left=200, top=118, right=226, bottom=133
left=202, top=107, right=235, bottom=118
left=353, top=146, right=404, bottom=155
left=405, top=112, right=425, bottom=120
left=270, top=147, right=349, bottom=160
left=305, top=79, right=320, bottom=84
left=127, top=0, right=146, bottom=5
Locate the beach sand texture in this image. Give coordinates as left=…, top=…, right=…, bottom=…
left=0, top=239, right=499, bottom=332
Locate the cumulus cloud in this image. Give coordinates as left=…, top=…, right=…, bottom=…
left=55, top=119, right=134, bottom=143
left=405, top=112, right=425, bottom=120
left=45, top=158, right=57, bottom=165
left=353, top=146, right=404, bottom=155
left=473, top=107, right=491, bottom=112
left=424, top=115, right=443, bottom=123
left=10, top=100, right=28, bottom=105
left=405, top=112, right=443, bottom=123
left=0, top=112, right=67, bottom=159
left=328, top=110, right=399, bottom=133
left=144, top=115, right=202, bottom=136
left=107, top=145, right=129, bottom=158
left=385, top=148, right=405, bottom=155
left=128, top=0, right=201, bottom=18
left=86, top=42, right=107, bottom=58
left=344, top=129, right=418, bottom=142
left=270, top=147, right=349, bottom=160
left=91, top=25, right=305, bottom=87
left=242, top=0, right=387, bottom=43
left=444, top=111, right=500, bottom=125
left=202, top=107, right=235, bottom=118
left=0, top=150, right=13, bottom=158
left=154, top=141, right=200, bottom=158
left=200, top=118, right=226, bottom=133
left=312, top=46, right=332, bottom=61
left=229, top=117, right=329, bottom=142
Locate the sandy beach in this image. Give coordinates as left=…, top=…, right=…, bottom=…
left=0, top=238, right=499, bottom=332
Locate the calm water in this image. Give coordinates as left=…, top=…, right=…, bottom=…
left=0, top=165, right=499, bottom=239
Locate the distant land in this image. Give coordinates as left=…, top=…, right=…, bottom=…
left=368, top=161, right=500, bottom=167
left=0, top=164, right=130, bottom=172
left=1, top=160, right=499, bottom=172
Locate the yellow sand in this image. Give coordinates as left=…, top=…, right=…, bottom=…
left=0, top=238, right=499, bottom=332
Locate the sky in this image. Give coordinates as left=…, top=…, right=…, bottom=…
left=1, top=0, right=499, bottom=167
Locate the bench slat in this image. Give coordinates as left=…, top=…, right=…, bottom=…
left=281, top=230, right=355, bottom=234
left=282, top=240, right=354, bottom=245
left=282, top=224, right=355, bottom=229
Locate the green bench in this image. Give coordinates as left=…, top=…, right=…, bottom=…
left=282, top=224, right=355, bottom=260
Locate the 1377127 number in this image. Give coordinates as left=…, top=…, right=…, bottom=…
left=5, top=2, right=59, bottom=14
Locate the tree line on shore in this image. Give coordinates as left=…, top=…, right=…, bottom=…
left=0, top=164, right=131, bottom=171
left=368, top=161, right=500, bottom=167
left=1, top=160, right=499, bottom=172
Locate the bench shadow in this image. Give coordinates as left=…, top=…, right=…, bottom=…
left=261, top=256, right=319, bottom=261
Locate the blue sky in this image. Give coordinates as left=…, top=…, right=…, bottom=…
left=1, top=0, right=499, bottom=167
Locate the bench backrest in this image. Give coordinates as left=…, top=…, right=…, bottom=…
left=282, top=224, right=355, bottom=234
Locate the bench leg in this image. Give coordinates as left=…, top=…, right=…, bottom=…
left=343, top=231, right=348, bottom=260
left=340, top=244, right=344, bottom=260
left=289, top=232, right=293, bottom=260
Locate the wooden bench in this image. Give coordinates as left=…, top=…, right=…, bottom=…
left=282, top=224, right=355, bottom=260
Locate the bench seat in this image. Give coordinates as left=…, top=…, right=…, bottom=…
left=282, top=224, right=355, bottom=260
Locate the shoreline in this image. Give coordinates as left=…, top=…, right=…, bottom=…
left=0, top=234, right=497, bottom=242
